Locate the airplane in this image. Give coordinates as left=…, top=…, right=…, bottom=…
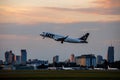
left=94, top=67, right=104, bottom=70
left=108, top=66, right=118, bottom=70
left=62, top=66, right=74, bottom=70
left=40, top=32, right=89, bottom=44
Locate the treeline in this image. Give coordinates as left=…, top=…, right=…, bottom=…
left=97, top=60, right=120, bottom=69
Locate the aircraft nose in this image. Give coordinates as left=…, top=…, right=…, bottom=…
left=40, top=34, right=43, bottom=36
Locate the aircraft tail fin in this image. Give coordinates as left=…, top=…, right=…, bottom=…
left=79, top=33, right=89, bottom=41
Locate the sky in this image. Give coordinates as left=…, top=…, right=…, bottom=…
left=0, top=0, right=120, bottom=62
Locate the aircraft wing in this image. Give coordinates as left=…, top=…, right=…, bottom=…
left=54, top=36, right=68, bottom=43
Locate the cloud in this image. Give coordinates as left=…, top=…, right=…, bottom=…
left=93, top=0, right=120, bottom=8
left=44, top=6, right=120, bottom=15
left=0, top=5, right=120, bottom=24
left=92, top=0, right=120, bottom=15
left=44, top=0, right=120, bottom=15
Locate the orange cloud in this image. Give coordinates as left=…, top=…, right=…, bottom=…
left=0, top=0, right=96, bottom=8
left=0, top=5, right=120, bottom=24
left=44, top=6, right=120, bottom=15
left=93, top=0, right=120, bottom=8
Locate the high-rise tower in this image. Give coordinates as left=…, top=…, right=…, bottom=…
left=107, top=46, right=114, bottom=63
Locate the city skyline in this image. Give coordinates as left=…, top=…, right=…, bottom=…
left=0, top=0, right=120, bottom=62
left=0, top=46, right=118, bottom=63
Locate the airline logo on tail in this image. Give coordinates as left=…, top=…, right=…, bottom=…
left=40, top=32, right=89, bottom=44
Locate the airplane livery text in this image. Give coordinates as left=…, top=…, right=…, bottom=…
left=45, top=33, right=55, bottom=38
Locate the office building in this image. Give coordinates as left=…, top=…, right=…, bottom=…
left=76, top=54, right=96, bottom=67
left=0, top=60, right=3, bottom=65
left=53, top=55, right=59, bottom=63
left=5, top=51, right=9, bottom=64
left=21, top=49, right=27, bottom=64
left=28, top=59, right=48, bottom=65
left=5, top=50, right=15, bottom=64
left=16, top=55, right=21, bottom=64
left=70, top=54, right=75, bottom=62
left=107, top=46, right=114, bottom=63
left=97, top=55, right=103, bottom=64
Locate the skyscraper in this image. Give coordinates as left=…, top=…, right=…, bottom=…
left=21, top=49, right=27, bottom=64
left=107, top=46, right=114, bottom=63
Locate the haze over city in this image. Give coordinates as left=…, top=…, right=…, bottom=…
left=0, top=0, right=120, bottom=62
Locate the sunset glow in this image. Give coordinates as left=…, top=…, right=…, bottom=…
left=0, top=0, right=120, bottom=24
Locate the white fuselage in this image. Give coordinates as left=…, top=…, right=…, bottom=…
left=62, top=66, right=73, bottom=70
left=64, top=37, right=81, bottom=43
left=108, top=66, right=118, bottom=70
left=53, top=34, right=81, bottom=43
left=94, top=68, right=104, bottom=70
